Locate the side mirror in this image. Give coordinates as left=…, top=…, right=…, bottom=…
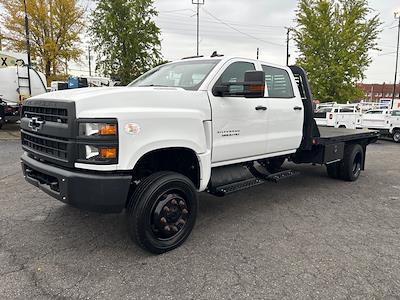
left=243, top=70, right=265, bottom=98
left=212, top=70, right=266, bottom=98
left=213, top=84, right=230, bottom=96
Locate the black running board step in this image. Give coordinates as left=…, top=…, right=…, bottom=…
left=266, top=169, right=299, bottom=183
left=213, top=178, right=266, bottom=196
left=18, top=77, right=30, bottom=80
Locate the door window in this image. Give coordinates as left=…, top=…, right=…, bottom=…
left=214, top=62, right=255, bottom=96
left=365, top=110, right=383, bottom=114
left=392, top=110, right=400, bottom=117
left=262, top=65, right=294, bottom=98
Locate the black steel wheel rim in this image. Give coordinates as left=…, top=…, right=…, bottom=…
left=150, top=190, right=190, bottom=240
left=352, top=153, right=361, bottom=176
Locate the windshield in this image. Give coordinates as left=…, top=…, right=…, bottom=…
left=128, top=60, right=220, bottom=90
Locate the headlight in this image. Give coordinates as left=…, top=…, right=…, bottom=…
left=84, top=145, right=118, bottom=160
left=77, top=119, right=119, bottom=164
left=79, top=122, right=117, bottom=137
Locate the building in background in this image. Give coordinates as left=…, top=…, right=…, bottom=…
left=358, top=83, right=400, bottom=102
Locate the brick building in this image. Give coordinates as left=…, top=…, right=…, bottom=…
left=358, top=83, right=400, bottom=102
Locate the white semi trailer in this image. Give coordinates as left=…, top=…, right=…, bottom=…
left=0, top=65, right=47, bottom=128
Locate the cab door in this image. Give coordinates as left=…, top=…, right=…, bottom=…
left=261, top=64, right=304, bottom=153
left=208, top=60, right=269, bottom=163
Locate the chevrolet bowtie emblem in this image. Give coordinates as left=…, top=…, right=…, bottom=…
left=28, top=117, right=45, bottom=132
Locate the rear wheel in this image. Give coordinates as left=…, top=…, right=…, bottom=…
left=127, top=171, right=198, bottom=254
left=393, top=130, right=400, bottom=143
left=339, top=144, right=364, bottom=182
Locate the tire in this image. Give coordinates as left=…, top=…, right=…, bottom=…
left=339, top=144, right=364, bottom=182
left=260, top=157, right=286, bottom=173
left=127, top=171, right=198, bottom=254
left=326, top=162, right=341, bottom=179
left=393, top=130, right=400, bottom=143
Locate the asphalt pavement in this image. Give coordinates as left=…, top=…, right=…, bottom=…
left=1, top=130, right=400, bottom=299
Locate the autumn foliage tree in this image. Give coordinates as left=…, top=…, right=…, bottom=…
left=1, top=0, right=85, bottom=83
left=293, top=0, right=381, bottom=103
left=90, top=0, right=162, bottom=85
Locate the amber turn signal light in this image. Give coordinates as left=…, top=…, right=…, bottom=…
left=99, top=148, right=117, bottom=159
left=99, top=124, right=117, bottom=136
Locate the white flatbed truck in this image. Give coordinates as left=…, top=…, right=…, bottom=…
left=20, top=56, right=378, bottom=253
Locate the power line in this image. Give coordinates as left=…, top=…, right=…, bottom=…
left=159, top=9, right=196, bottom=14
left=156, top=14, right=286, bottom=32
left=200, top=7, right=285, bottom=47
left=157, top=25, right=286, bottom=38
left=378, top=51, right=396, bottom=57
left=158, top=11, right=285, bottom=30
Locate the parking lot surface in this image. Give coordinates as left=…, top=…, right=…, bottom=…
left=1, top=132, right=400, bottom=299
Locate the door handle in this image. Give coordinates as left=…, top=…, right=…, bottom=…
left=293, top=106, right=303, bottom=111
left=255, top=106, right=267, bottom=111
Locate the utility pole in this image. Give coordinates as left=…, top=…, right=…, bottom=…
left=192, top=0, right=205, bottom=56
left=392, top=11, right=400, bottom=108
left=286, top=28, right=291, bottom=66
left=257, top=48, right=259, bottom=60
left=88, top=46, right=92, bottom=76
left=23, top=0, right=32, bottom=96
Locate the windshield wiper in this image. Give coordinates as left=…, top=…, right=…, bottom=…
left=138, top=84, right=170, bottom=87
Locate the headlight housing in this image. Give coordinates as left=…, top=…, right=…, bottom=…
left=79, top=122, right=117, bottom=137
left=76, top=119, right=119, bottom=164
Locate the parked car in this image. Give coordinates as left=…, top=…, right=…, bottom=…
left=314, top=105, right=362, bottom=129
left=362, top=109, right=400, bottom=143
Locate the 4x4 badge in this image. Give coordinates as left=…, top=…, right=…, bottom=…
left=28, top=117, right=45, bottom=132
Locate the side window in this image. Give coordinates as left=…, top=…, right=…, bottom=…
left=214, top=62, right=255, bottom=96
left=340, top=108, right=354, bottom=113
left=366, top=110, right=383, bottom=115
left=262, top=65, right=295, bottom=98
left=392, top=111, right=400, bottom=117
left=217, top=62, right=255, bottom=84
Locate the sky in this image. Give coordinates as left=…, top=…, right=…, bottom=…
left=1, top=0, right=399, bottom=84
left=151, top=0, right=400, bottom=84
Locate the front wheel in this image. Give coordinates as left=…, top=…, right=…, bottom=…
left=127, top=171, right=198, bottom=254
left=393, top=130, right=400, bottom=143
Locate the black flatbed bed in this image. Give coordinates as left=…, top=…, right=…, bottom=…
left=315, top=126, right=379, bottom=145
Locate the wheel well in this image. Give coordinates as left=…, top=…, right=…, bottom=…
left=338, top=125, right=346, bottom=128
left=132, top=148, right=201, bottom=189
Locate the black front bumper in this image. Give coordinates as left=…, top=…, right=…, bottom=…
left=21, top=153, right=132, bottom=213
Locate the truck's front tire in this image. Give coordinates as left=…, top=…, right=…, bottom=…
left=127, top=171, right=198, bottom=254
left=392, top=130, right=400, bottom=143
left=339, top=144, right=364, bottom=182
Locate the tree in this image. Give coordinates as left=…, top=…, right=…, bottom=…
left=90, top=0, right=162, bottom=85
left=1, top=0, right=85, bottom=83
left=293, top=0, right=381, bottom=103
